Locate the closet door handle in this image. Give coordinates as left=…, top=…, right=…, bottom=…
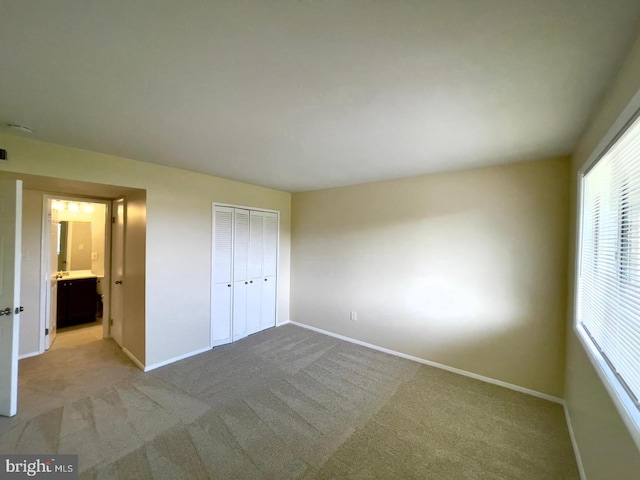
left=227, top=284, right=231, bottom=287
left=264, top=278, right=267, bottom=281
left=250, top=280, right=253, bottom=284
left=244, top=281, right=248, bottom=285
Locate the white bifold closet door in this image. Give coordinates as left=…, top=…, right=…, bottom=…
left=261, top=213, right=278, bottom=329
left=211, top=207, right=234, bottom=346
left=232, top=209, right=250, bottom=341
left=211, top=205, right=278, bottom=347
left=246, top=211, right=264, bottom=335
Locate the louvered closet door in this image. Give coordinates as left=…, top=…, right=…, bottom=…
left=260, top=274, right=276, bottom=329
left=247, top=211, right=265, bottom=334
left=211, top=205, right=279, bottom=347
left=211, top=206, right=233, bottom=346
left=261, top=212, right=278, bottom=329
left=233, top=209, right=250, bottom=341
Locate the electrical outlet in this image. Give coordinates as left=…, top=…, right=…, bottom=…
left=350, top=311, right=357, bottom=321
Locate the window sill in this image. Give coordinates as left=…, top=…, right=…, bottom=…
left=575, top=323, right=640, bottom=451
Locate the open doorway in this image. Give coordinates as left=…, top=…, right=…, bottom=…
left=0, top=170, right=147, bottom=424
left=41, top=196, right=114, bottom=350
left=0, top=171, right=145, bottom=370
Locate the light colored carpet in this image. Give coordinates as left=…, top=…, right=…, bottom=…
left=0, top=324, right=579, bottom=479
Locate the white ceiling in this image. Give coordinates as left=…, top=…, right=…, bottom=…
left=1, top=1, right=640, bottom=192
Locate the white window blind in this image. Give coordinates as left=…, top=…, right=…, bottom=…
left=578, top=113, right=640, bottom=412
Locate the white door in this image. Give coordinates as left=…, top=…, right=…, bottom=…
left=211, top=205, right=278, bottom=344
left=260, top=275, right=277, bottom=329
left=0, top=180, right=22, bottom=417
left=211, top=206, right=233, bottom=346
left=110, top=198, right=125, bottom=346
left=232, top=209, right=249, bottom=341
left=260, top=213, right=278, bottom=329
left=246, top=280, right=261, bottom=334
left=232, top=282, right=247, bottom=341
left=246, top=211, right=264, bottom=334
left=45, top=199, right=58, bottom=349
left=248, top=211, right=264, bottom=279
left=263, top=213, right=278, bottom=278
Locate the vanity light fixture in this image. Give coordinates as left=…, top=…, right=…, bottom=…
left=52, top=200, right=97, bottom=213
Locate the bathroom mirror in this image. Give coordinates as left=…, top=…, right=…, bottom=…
left=57, top=221, right=92, bottom=271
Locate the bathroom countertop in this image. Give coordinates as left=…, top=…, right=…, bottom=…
left=57, top=270, right=98, bottom=280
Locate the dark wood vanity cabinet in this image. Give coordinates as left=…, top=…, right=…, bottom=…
left=57, top=277, right=97, bottom=328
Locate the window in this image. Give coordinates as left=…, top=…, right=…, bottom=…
left=577, top=112, right=640, bottom=438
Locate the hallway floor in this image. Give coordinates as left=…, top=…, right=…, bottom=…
left=53, top=323, right=104, bottom=350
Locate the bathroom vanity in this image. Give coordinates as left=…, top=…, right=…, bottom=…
left=57, top=271, right=98, bottom=328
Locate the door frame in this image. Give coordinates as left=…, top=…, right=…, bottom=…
left=109, top=198, right=126, bottom=347
left=39, top=195, right=113, bottom=352
left=210, top=202, right=280, bottom=348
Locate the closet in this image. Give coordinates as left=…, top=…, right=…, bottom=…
left=211, top=205, right=278, bottom=346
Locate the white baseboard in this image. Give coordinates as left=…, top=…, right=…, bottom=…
left=122, top=346, right=145, bottom=371
left=288, top=321, right=564, bottom=405
left=563, top=401, right=587, bottom=480
left=276, top=320, right=291, bottom=327
left=143, top=346, right=211, bottom=372
left=19, top=350, right=41, bottom=360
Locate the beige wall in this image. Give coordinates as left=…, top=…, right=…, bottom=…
left=291, top=157, right=570, bottom=397
left=0, top=133, right=291, bottom=367
left=566, top=32, right=640, bottom=479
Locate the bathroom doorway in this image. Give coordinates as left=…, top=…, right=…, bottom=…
left=42, top=195, right=113, bottom=350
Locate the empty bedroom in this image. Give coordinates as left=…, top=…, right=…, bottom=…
left=1, top=1, right=640, bottom=479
